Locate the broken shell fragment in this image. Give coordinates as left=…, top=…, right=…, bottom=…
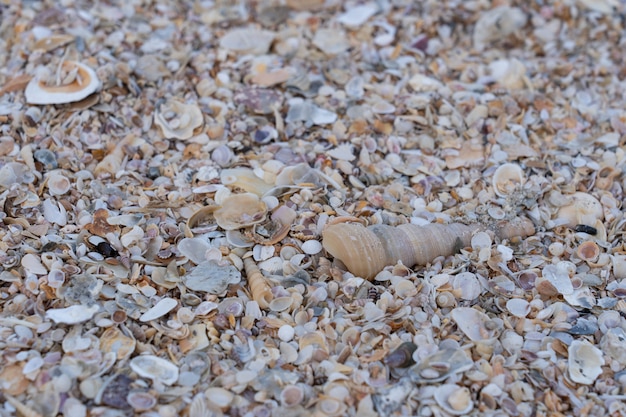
left=139, top=297, right=178, bottom=322
left=214, top=193, right=267, bottom=230
left=154, top=99, right=204, bottom=140
left=556, top=192, right=604, bottom=228
left=46, top=304, right=100, bottom=324
left=450, top=307, right=496, bottom=341
left=130, top=355, right=179, bottom=385
left=25, top=61, right=101, bottom=105
left=409, top=348, right=473, bottom=383
left=183, top=260, right=241, bottom=294
left=568, top=340, right=605, bottom=385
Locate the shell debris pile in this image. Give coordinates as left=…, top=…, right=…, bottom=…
left=1, top=1, right=626, bottom=416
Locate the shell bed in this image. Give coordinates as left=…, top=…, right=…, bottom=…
left=0, top=1, right=625, bottom=417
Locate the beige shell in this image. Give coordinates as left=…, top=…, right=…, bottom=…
left=154, top=99, right=204, bottom=140
left=492, top=163, right=525, bottom=197
left=25, top=61, right=100, bottom=105
left=220, top=167, right=274, bottom=196
left=595, top=166, right=620, bottom=190
left=214, top=193, right=267, bottom=230
left=243, top=256, right=273, bottom=309
left=434, top=384, right=474, bottom=415
left=576, top=241, right=600, bottom=263
left=322, top=218, right=534, bottom=280
left=568, top=340, right=605, bottom=384
left=556, top=192, right=604, bottom=227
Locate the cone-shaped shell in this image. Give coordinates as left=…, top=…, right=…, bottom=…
left=25, top=61, right=100, bottom=105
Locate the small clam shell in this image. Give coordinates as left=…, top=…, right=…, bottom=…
left=25, top=61, right=100, bottom=104
left=301, top=240, right=323, bottom=255
left=316, top=396, right=346, bottom=417
left=492, top=163, right=525, bottom=197
left=214, top=193, right=267, bottom=230
left=568, top=340, right=605, bottom=385
left=47, top=172, right=71, bottom=195
left=576, top=241, right=600, bottom=263
left=506, top=298, right=530, bottom=318
left=384, top=342, right=417, bottom=368
left=434, top=384, right=474, bottom=415
left=280, top=385, right=304, bottom=407
left=154, top=99, right=204, bottom=140
left=127, top=391, right=157, bottom=411
left=204, top=387, right=234, bottom=409
left=130, top=355, right=179, bottom=385
left=269, top=296, right=293, bottom=312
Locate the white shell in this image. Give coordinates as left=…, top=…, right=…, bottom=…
left=450, top=307, right=495, bottom=341
left=139, top=297, right=178, bottom=322
left=301, top=240, right=323, bottom=255
left=25, top=61, right=101, bottom=104
left=568, top=340, right=605, bottom=384
left=556, top=192, right=604, bottom=228
left=204, top=387, right=235, bottom=409
left=47, top=172, right=71, bottom=195
left=492, top=163, right=525, bottom=197
left=154, top=100, right=203, bottom=140
left=506, top=298, right=531, bottom=318
left=130, top=355, right=179, bottom=385
left=183, top=260, right=241, bottom=294
left=278, top=325, right=295, bottom=342
left=434, top=384, right=474, bottom=415
left=178, top=238, right=212, bottom=264
left=46, top=304, right=100, bottom=324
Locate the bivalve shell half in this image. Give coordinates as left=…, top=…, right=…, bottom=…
left=154, top=99, right=204, bottom=140
left=130, top=355, right=179, bottom=385
left=214, top=193, right=267, bottom=230
left=25, top=61, right=101, bottom=104
left=568, top=340, right=605, bottom=385
left=556, top=192, right=604, bottom=228
left=492, top=163, right=525, bottom=197
left=434, top=384, right=474, bottom=415
left=450, top=307, right=496, bottom=341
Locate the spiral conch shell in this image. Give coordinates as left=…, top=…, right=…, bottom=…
left=243, top=256, right=273, bottom=309
left=322, top=218, right=534, bottom=280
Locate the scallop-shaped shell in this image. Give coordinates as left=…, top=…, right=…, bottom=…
left=154, top=99, right=204, bottom=140
left=409, top=347, right=473, bottom=383
left=214, top=193, right=267, bottom=230
left=434, top=384, right=474, bottom=415
left=506, top=298, right=530, bottom=318
left=568, top=340, right=605, bottom=384
left=204, top=387, right=234, bottom=409
left=492, top=163, right=525, bottom=197
left=130, top=355, right=179, bottom=385
left=25, top=61, right=101, bottom=104
left=450, top=307, right=496, bottom=341
left=556, top=192, right=604, bottom=228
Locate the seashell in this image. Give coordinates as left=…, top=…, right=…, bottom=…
left=269, top=296, right=293, bottom=312
left=409, top=347, right=473, bottom=383
left=221, top=167, right=274, bottom=196
left=154, top=99, right=204, bottom=140
left=492, top=163, right=525, bottom=197
left=214, top=193, right=267, bottom=230
left=244, top=257, right=273, bottom=309
left=473, top=6, right=527, bottom=51
left=597, top=310, right=621, bottom=334
left=489, top=58, right=527, bottom=90
left=434, top=384, right=474, bottom=415
left=130, top=355, right=179, bottom=385
left=204, top=387, right=234, bottom=409
left=612, top=254, right=626, bottom=279
left=127, top=392, right=157, bottom=411
left=568, top=340, right=605, bottom=385
left=451, top=272, right=481, bottom=300
left=219, top=28, right=275, bottom=55
left=33, top=149, right=58, bottom=170
left=436, top=291, right=457, bottom=308
left=316, top=396, right=346, bottom=417
left=595, top=166, right=620, bottom=190
left=576, top=241, right=600, bottom=264
left=178, top=237, right=213, bottom=264
left=301, top=240, right=322, bottom=255
left=33, top=34, right=75, bottom=52
left=183, top=260, right=241, bottom=294
left=394, top=279, right=416, bottom=298
left=278, top=325, right=295, bottom=342
left=600, top=329, right=626, bottom=367
left=556, top=192, right=604, bottom=228
left=139, top=297, right=178, bottom=322
left=372, top=378, right=413, bottom=415
left=100, top=327, right=135, bottom=361
left=506, top=298, right=531, bottom=318
left=384, top=342, right=417, bottom=368
left=450, top=307, right=496, bottom=341
left=25, top=61, right=101, bottom=105
left=46, top=304, right=100, bottom=324
left=322, top=219, right=534, bottom=280
left=280, top=385, right=304, bottom=407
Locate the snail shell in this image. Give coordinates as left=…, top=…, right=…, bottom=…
left=322, top=218, right=534, bottom=280
left=243, top=256, right=273, bottom=309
